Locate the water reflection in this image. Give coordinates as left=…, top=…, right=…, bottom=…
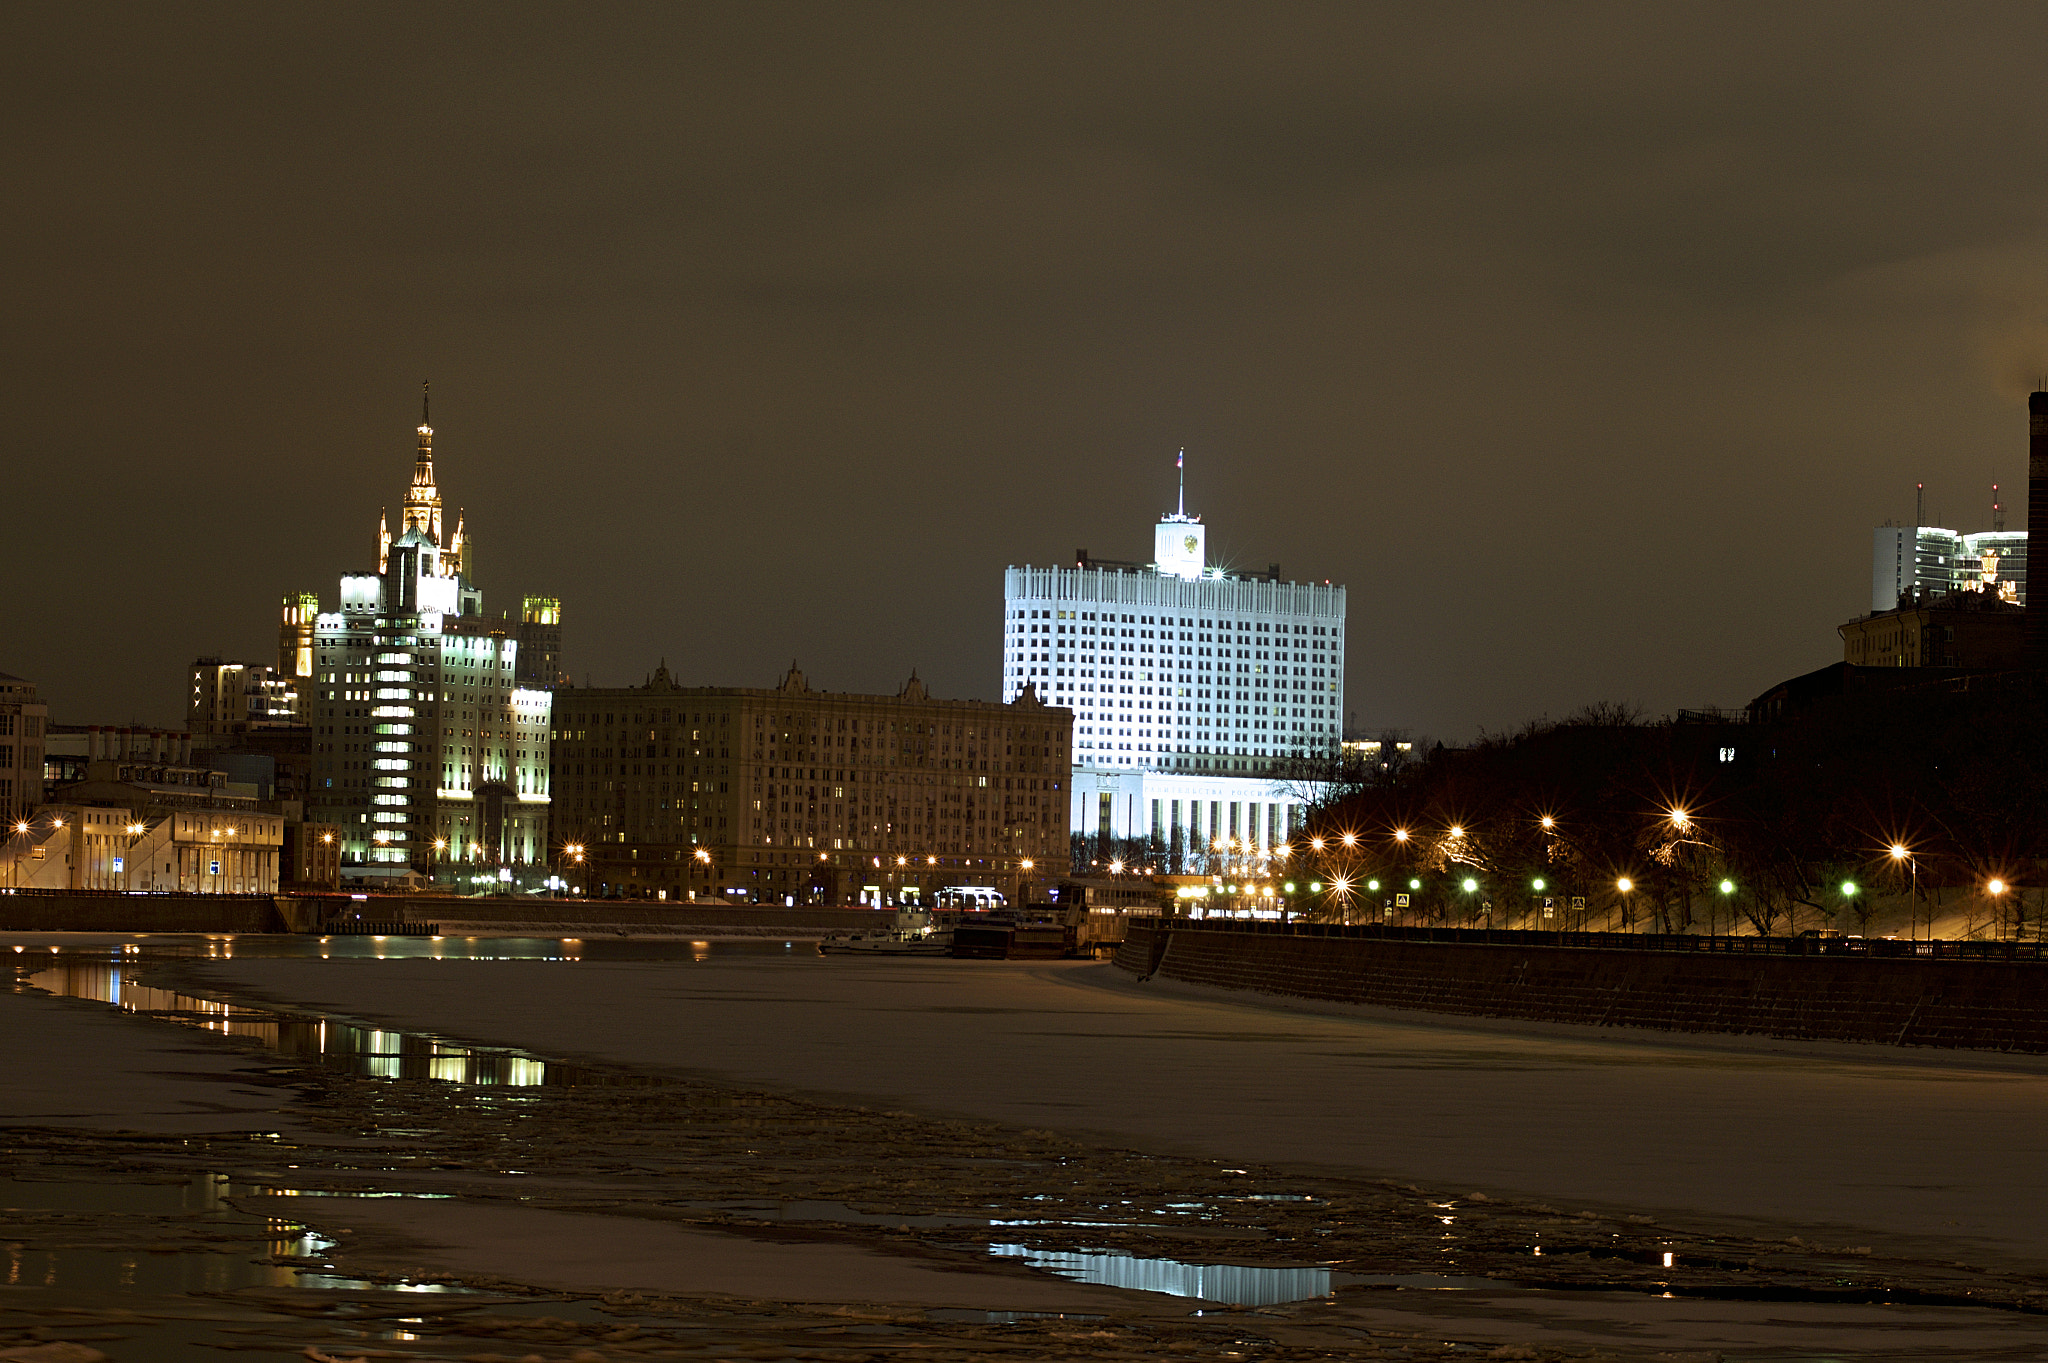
left=26, top=961, right=557, bottom=1086
left=2, top=1174, right=338, bottom=1295
left=989, top=1245, right=1331, bottom=1305
left=8, top=935, right=806, bottom=963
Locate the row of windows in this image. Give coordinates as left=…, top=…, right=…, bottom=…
left=1015, top=606, right=1339, bottom=638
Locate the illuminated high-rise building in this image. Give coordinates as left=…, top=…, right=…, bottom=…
left=1001, top=459, right=1346, bottom=774
left=1001, top=459, right=1346, bottom=867
left=297, top=391, right=558, bottom=887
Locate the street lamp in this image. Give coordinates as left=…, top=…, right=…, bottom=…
left=1890, top=844, right=1917, bottom=939
left=1617, top=876, right=1634, bottom=930
left=1989, top=879, right=2008, bottom=938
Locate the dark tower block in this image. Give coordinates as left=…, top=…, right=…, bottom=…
left=2031, top=392, right=2048, bottom=667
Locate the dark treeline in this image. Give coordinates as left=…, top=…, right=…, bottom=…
left=1281, top=678, right=2048, bottom=935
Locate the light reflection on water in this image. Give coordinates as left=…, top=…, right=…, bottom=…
left=25, top=961, right=553, bottom=1086
left=1, top=1174, right=339, bottom=1295
left=989, top=1244, right=1332, bottom=1305
left=7, top=935, right=805, bottom=963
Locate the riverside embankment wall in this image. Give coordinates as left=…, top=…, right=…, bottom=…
left=1114, top=918, right=2048, bottom=1051
left=0, top=892, right=289, bottom=934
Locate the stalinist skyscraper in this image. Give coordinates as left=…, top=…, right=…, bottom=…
left=293, top=388, right=562, bottom=888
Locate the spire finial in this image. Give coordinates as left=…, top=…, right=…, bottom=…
left=421, top=379, right=430, bottom=427
left=1177, top=448, right=1185, bottom=518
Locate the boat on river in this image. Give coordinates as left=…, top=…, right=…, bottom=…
left=817, top=909, right=952, bottom=956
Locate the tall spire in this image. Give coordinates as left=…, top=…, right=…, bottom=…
left=405, top=382, right=442, bottom=544
left=1177, top=448, right=1185, bottom=518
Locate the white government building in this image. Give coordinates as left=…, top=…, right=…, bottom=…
left=1001, top=476, right=1346, bottom=860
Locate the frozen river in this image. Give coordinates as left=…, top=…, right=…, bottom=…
left=8, top=932, right=2048, bottom=1359
left=150, top=936, right=2048, bottom=1271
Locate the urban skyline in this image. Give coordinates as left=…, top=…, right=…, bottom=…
left=19, top=8, right=2048, bottom=741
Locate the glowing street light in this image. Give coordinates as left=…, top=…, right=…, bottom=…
left=1719, top=879, right=1735, bottom=895
left=1989, top=878, right=2007, bottom=896
left=1532, top=877, right=1546, bottom=892
left=1393, top=828, right=1410, bottom=843
left=1449, top=825, right=1464, bottom=839
left=1616, top=877, right=1633, bottom=893
left=1540, top=815, right=1556, bottom=831
left=1461, top=877, right=1478, bottom=893
left=1668, top=808, right=1691, bottom=831
left=1841, top=880, right=1858, bottom=898
left=1340, top=832, right=1358, bottom=848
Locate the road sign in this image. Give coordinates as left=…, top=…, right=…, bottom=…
left=1571, top=896, right=1586, bottom=910
left=1394, top=893, right=1411, bottom=908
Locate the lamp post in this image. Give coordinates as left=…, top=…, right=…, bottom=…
left=1617, top=876, right=1635, bottom=931
left=1718, top=878, right=1735, bottom=938
left=1989, top=878, right=2008, bottom=940
left=1890, top=844, right=1917, bottom=940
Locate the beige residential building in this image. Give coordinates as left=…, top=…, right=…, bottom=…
left=0, top=672, right=48, bottom=820
left=1839, top=588, right=2024, bottom=669
left=549, top=664, right=1072, bottom=905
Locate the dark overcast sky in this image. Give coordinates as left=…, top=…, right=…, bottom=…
left=9, top=2, right=2048, bottom=739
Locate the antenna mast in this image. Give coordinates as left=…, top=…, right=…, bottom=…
left=1176, top=449, right=1185, bottom=518
left=1915, top=482, right=1925, bottom=531
left=1994, top=484, right=2005, bottom=532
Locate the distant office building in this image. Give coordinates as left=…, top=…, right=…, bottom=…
left=1873, top=525, right=2026, bottom=611
left=0, top=672, right=48, bottom=820
left=1839, top=587, right=2024, bottom=669
left=549, top=663, right=1071, bottom=905
left=293, top=396, right=557, bottom=887
left=189, top=657, right=299, bottom=733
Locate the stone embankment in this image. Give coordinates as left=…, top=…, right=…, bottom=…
left=0, top=890, right=288, bottom=934
left=1114, top=918, right=2048, bottom=1051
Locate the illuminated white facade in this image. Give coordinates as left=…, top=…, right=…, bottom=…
left=1002, top=507, right=1345, bottom=775
left=304, top=404, right=552, bottom=884
left=1070, top=765, right=1309, bottom=860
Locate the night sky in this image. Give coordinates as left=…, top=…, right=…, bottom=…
left=10, top=3, right=2048, bottom=741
